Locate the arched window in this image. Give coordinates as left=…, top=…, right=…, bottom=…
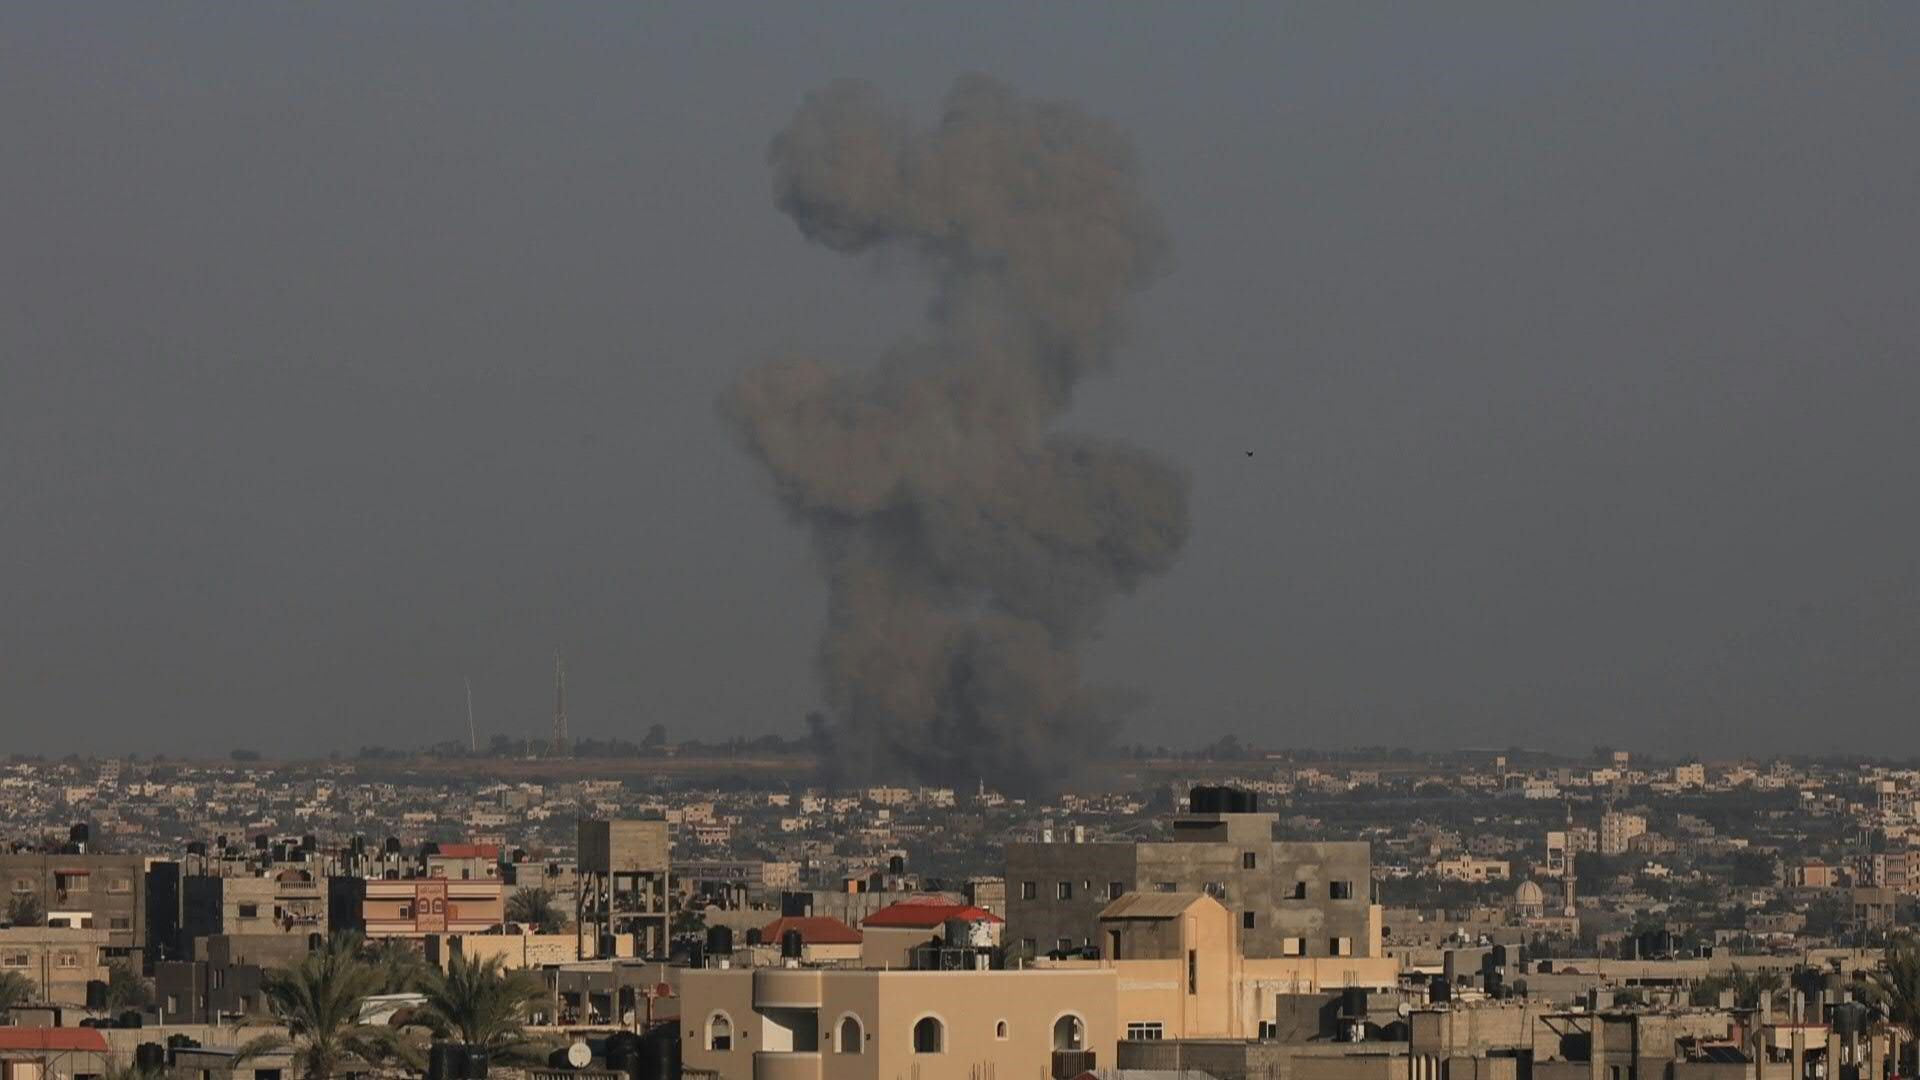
left=995, top=1020, right=1009, bottom=1040
left=838, top=1015, right=864, bottom=1054
left=707, top=1012, right=734, bottom=1051
left=1052, top=1014, right=1085, bottom=1052
left=912, top=1016, right=945, bottom=1054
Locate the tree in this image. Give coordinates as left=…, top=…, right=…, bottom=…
left=1, top=969, right=35, bottom=1012
left=236, top=933, right=409, bottom=1079
left=1859, top=935, right=1920, bottom=1068
left=412, top=953, right=549, bottom=1064
left=505, top=888, right=563, bottom=934
left=640, top=724, right=668, bottom=750
left=6, top=892, right=44, bottom=928
left=1691, top=966, right=1783, bottom=1009
left=362, top=937, right=431, bottom=995
left=105, top=959, right=148, bottom=1012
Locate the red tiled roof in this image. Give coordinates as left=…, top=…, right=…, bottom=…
left=433, top=844, right=499, bottom=860
left=862, top=898, right=1004, bottom=929
left=759, top=915, right=863, bottom=946
left=0, top=1029, right=111, bottom=1053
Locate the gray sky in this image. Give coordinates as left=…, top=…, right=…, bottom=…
left=3, top=5, right=1916, bottom=759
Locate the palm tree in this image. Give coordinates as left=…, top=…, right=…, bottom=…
left=104, top=960, right=148, bottom=1013
left=236, top=933, right=410, bottom=1079
left=1860, top=935, right=1920, bottom=1072
left=1692, top=966, right=1784, bottom=1009
left=1, top=969, right=36, bottom=1015
left=413, top=953, right=549, bottom=1064
left=361, top=937, right=430, bottom=995
left=504, top=888, right=563, bottom=934
left=5, top=892, right=44, bottom=928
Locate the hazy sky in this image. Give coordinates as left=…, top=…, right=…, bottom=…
left=3, top=5, right=1917, bottom=759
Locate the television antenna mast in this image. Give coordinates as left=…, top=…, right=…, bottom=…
left=465, top=676, right=477, bottom=753
left=550, top=652, right=570, bottom=757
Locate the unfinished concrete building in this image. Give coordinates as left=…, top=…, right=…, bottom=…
left=576, top=818, right=670, bottom=960
left=1005, top=787, right=1379, bottom=961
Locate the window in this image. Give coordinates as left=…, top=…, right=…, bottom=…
left=398, top=905, right=412, bottom=918
left=1187, top=949, right=1198, bottom=994
left=837, top=1015, right=863, bottom=1054
left=1281, top=937, right=1305, bottom=956
left=1242, top=911, right=1256, bottom=930
left=1329, top=880, right=1354, bottom=900
left=1, top=952, right=27, bottom=968
left=1153, top=881, right=1177, bottom=893
left=1021, top=881, right=1037, bottom=900
left=1330, top=936, right=1353, bottom=957
left=1288, top=881, right=1308, bottom=899
left=111, top=916, right=131, bottom=931
left=10, top=878, right=31, bottom=894
left=1242, top=852, right=1257, bottom=870
left=1056, top=938, right=1074, bottom=954
left=57, top=951, right=80, bottom=968
left=108, top=877, right=133, bottom=894
left=912, top=1016, right=944, bottom=1054
left=1056, top=881, right=1073, bottom=900
left=1052, top=1015, right=1086, bottom=1052
left=237, top=903, right=259, bottom=918
left=706, top=1012, right=733, bottom=1052
left=1109, top=929, right=1123, bottom=959
left=1021, top=937, right=1037, bottom=955
left=1257, top=1021, right=1278, bottom=1040
left=1108, top=881, right=1125, bottom=900
left=1126, top=1022, right=1165, bottom=1041
left=995, top=1020, right=1009, bottom=1040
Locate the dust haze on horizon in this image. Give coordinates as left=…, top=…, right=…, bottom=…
left=1, top=6, right=1917, bottom=764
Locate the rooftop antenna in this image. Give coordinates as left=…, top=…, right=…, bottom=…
left=465, top=676, right=477, bottom=754
left=550, top=652, right=570, bottom=757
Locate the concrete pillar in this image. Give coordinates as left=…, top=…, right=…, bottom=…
left=1828, top=1030, right=1841, bottom=1080
left=1591, top=1017, right=1606, bottom=1080
left=1867, top=1029, right=1881, bottom=1080
left=1792, top=1027, right=1806, bottom=1080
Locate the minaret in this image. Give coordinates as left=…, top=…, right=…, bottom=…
left=1563, top=802, right=1578, bottom=918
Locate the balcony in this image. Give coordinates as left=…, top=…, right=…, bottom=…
left=752, top=969, right=823, bottom=1008
left=754, top=1052, right=821, bottom=1080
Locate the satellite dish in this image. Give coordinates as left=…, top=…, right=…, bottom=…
left=1397, top=1003, right=1412, bottom=1018
left=566, top=1041, right=592, bottom=1069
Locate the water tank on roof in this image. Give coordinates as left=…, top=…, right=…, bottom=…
left=706, top=926, right=732, bottom=956
left=637, top=1028, right=680, bottom=1080
left=781, top=929, right=803, bottom=959
left=888, top=855, right=905, bottom=875
left=745, top=928, right=763, bottom=947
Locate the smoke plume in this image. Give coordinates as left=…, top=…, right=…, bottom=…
left=723, top=76, right=1188, bottom=794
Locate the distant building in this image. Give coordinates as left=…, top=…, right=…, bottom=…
left=0, top=852, right=146, bottom=960
left=576, top=818, right=670, bottom=958
left=1005, top=788, right=1378, bottom=960
left=1599, top=812, right=1648, bottom=856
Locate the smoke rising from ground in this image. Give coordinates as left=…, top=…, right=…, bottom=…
left=723, top=76, right=1187, bottom=793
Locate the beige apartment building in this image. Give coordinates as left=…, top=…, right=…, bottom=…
left=0, top=926, right=110, bottom=1008
left=680, top=892, right=1399, bottom=1080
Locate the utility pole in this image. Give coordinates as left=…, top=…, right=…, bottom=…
left=465, top=677, right=477, bottom=754
left=550, top=653, right=570, bottom=757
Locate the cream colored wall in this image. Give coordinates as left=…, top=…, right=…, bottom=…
left=680, top=968, right=1118, bottom=1080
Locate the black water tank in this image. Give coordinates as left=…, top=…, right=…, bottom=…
left=1429, top=976, right=1451, bottom=1005
left=1234, top=790, right=1259, bottom=813
left=385, top=836, right=402, bottom=854
left=254, top=834, right=269, bottom=850
left=1834, top=1002, right=1869, bottom=1037
left=688, top=942, right=705, bottom=969
left=745, top=928, right=763, bottom=947
left=606, top=1031, right=643, bottom=1075
left=1189, top=786, right=1224, bottom=813
left=637, top=1029, right=680, bottom=1080
left=706, top=926, right=733, bottom=955
left=781, top=892, right=811, bottom=917
left=463, top=1045, right=490, bottom=1079
left=1490, top=944, right=1508, bottom=968
left=86, top=980, right=108, bottom=1010
left=547, top=1047, right=579, bottom=1071
left=781, top=929, right=804, bottom=959
left=136, top=1043, right=166, bottom=1071
left=428, top=1043, right=468, bottom=1080
left=186, top=840, right=207, bottom=856
left=70, top=823, right=91, bottom=846
left=1343, top=987, right=1369, bottom=1018
left=888, top=855, right=906, bottom=875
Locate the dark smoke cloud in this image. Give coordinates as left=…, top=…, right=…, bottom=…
left=723, top=75, right=1186, bottom=794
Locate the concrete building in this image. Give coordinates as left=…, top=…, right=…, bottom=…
left=0, top=926, right=109, bottom=1008
left=0, top=852, right=146, bottom=960
left=1433, top=857, right=1511, bottom=884
left=1005, top=789, right=1378, bottom=960
left=329, top=876, right=505, bottom=938
left=577, top=818, right=671, bottom=959
left=181, top=869, right=328, bottom=945
left=1599, top=812, right=1648, bottom=856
